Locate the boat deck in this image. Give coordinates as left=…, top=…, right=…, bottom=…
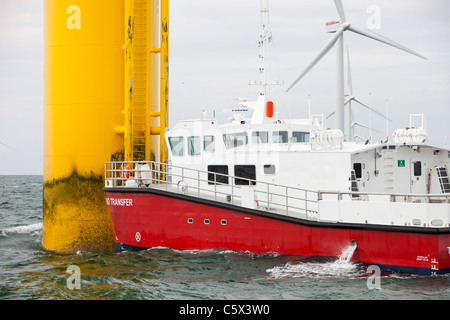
left=104, top=161, right=450, bottom=230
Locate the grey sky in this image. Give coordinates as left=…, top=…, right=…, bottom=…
left=0, top=0, right=449, bottom=175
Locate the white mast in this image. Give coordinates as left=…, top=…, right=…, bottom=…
left=250, top=0, right=282, bottom=97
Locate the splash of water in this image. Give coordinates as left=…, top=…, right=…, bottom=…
left=266, top=241, right=360, bottom=279
left=338, top=240, right=357, bottom=263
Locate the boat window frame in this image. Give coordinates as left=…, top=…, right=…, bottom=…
left=223, top=132, right=248, bottom=149
left=188, top=136, right=201, bottom=156
left=207, top=165, right=229, bottom=185
left=252, top=131, right=268, bottom=144
left=203, top=135, right=215, bottom=153
left=168, top=136, right=185, bottom=156
left=292, top=131, right=310, bottom=143
left=353, top=163, right=362, bottom=179
left=234, top=165, right=256, bottom=186
left=413, top=161, right=422, bottom=177
left=272, top=131, right=288, bottom=143
left=264, top=164, right=276, bottom=175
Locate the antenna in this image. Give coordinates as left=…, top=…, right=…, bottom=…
left=385, top=99, right=389, bottom=141
left=308, top=95, right=311, bottom=119
left=249, top=0, right=283, bottom=96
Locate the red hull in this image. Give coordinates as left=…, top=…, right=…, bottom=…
left=106, top=189, right=450, bottom=274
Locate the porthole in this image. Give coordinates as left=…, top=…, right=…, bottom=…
left=187, top=218, right=194, bottom=224
left=221, top=220, right=227, bottom=226
left=204, top=219, right=210, bottom=225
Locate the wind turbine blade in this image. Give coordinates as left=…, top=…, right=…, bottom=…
left=347, top=47, right=353, bottom=95
left=334, top=0, right=346, bottom=22
left=353, top=98, right=393, bottom=123
left=286, top=27, right=345, bottom=92
left=347, top=26, right=427, bottom=60
left=326, top=111, right=335, bottom=120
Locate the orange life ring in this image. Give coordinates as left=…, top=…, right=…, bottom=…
left=120, top=163, right=130, bottom=180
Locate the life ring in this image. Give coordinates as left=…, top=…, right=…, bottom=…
left=120, top=163, right=130, bottom=180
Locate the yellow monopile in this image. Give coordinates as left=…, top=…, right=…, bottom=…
left=43, top=0, right=125, bottom=253
left=43, top=0, right=169, bottom=254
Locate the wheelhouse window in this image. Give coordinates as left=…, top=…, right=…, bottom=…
left=252, top=131, right=268, bottom=144
left=203, top=135, right=215, bottom=152
left=272, top=131, right=288, bottom=143
left=208, top=165, right=229, bottom=185
left=292, top=131, right=310, bottom=143
left=223, top=132, right=248, bottom=149
left=234, top=165, right=256, bottom=185
left=188, top=136, right=201, bottom=156
left=168, top=137, right=184, bottom=156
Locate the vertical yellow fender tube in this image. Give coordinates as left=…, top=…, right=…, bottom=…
left=43, top=0, right=125, bottom=253
left=160, top=0, right=169, bottom=164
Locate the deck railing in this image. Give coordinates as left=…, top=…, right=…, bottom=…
left=104, top=161, right=450, bottom=227
left=104, top=161, right=319, bottom=219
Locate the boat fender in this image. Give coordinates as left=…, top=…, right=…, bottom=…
left=120, top=163, right=130, bottom=180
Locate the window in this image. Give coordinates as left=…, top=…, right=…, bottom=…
left=204, top=135, right=215, bottom=152
left=264, top=164, right=276, bottom=175
left=208, top=165, right=229, bottom=185
left=252, top=131, right=268, bottom=144
left=168, top=137, right=184, bottom=156
left=204, top=219, right=210, bottom=225
left=292, top=131, right=310, bottom=143
left=413, top=161, right=422, bottom=177
left=223, top=132, right=248, bottom=149
left=234, top=165, right=256, bottom=185
left=187, top=218, right=194, bottom=224
left=221, top=220, right=227, bottom=226
left=353, top=163, right=362, bottom=179
left=188, top=136, right=201, bottom=156
left=272, top=131, right=288, bottom=143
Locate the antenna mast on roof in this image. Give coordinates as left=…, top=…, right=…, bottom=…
left=249, top=0, right=282, bottom=97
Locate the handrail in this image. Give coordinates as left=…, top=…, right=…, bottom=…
left=104, top=161, right=320, bottom=220
left=318, top=190, right=450, bottom=203
left=104, top=161, right=450, bottom=223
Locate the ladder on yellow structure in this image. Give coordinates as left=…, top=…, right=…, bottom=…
left=132, top=0, right=149, bottom=161
left=119, top=0, right=169, bottom=163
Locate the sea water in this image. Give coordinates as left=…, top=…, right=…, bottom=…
left=1, top=175, right=449, bottom=301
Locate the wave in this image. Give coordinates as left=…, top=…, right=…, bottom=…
left=266, top=258, right=362, bottom=279
left=0, top=223, right=43, bottom=237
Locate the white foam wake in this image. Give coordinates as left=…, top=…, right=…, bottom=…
left=0, top=223, right=43, bottom=236
left=266, top=242, right=360, bottom=279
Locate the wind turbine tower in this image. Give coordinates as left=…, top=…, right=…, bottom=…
left=286, top=0, right=426, bottom=139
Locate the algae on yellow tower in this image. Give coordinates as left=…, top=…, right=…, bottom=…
left=43, top=0, right=169, bottom=253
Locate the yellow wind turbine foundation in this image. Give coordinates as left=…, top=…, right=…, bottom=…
left=43, top=0, right=169, bottom=254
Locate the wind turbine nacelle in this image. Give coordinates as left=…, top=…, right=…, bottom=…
left=326, top=21, right=341, bottom=33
